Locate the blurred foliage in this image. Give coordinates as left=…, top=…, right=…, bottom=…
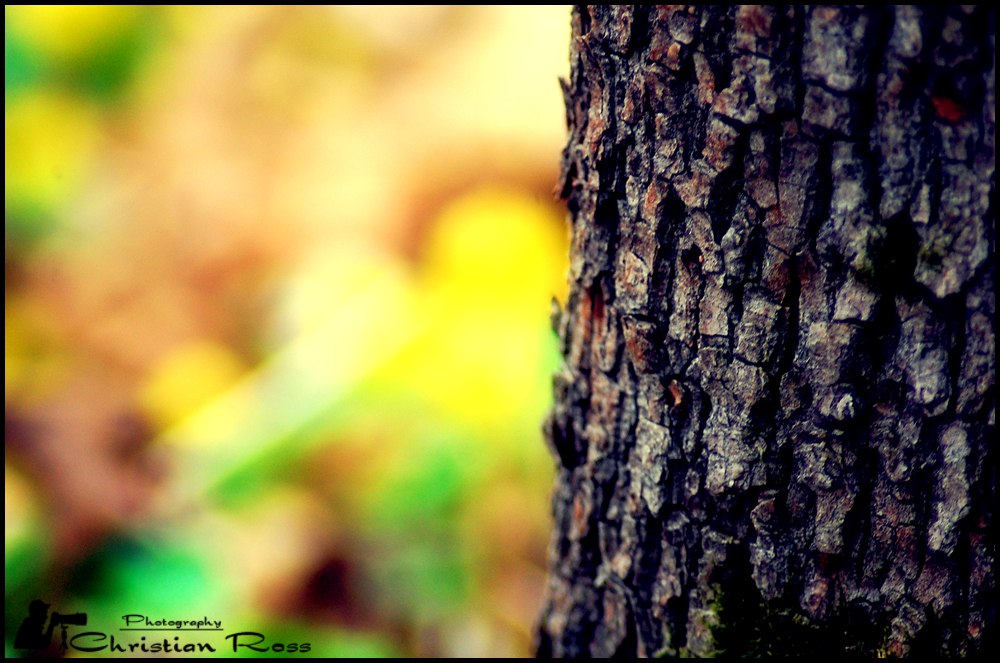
left=6, top=5, right=570, bottom=658
left=5, top=5, right=160, bottom=248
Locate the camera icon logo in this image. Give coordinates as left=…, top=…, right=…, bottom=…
left=14, top=599, right=88, bottom=652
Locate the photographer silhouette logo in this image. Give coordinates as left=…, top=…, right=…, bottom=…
left=14, top=599, right=87, bottom=652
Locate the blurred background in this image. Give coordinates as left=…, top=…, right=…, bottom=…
left=6, top=6, right=570, bottom=657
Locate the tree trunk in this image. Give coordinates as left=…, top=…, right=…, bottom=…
left=537, top=6, right=994, bottom=657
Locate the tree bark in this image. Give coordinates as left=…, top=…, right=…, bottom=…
left=537, top=6, right=994, bottom=657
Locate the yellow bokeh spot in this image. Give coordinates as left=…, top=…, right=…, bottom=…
left=5, top=90, right=100, bottom=214
left=140, top=340, right=246, bottom=432
left=5, top=465, right=38, bottom=551
left=423, top=187, right=567, bottom=309
left=394, top=186, right=567, bottom=430
left=7, top=5, right=141, bottom=62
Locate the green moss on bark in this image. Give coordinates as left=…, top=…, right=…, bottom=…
left=711, top=582, right=891, bottom=658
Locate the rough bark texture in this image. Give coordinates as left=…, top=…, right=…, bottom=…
left=537, top=6, right=994, bottom=657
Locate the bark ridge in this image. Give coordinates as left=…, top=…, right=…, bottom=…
left=538, top=6, right=994, bottom=657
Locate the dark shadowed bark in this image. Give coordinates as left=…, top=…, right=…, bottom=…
left=537, top=6, right=994, bottom=657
